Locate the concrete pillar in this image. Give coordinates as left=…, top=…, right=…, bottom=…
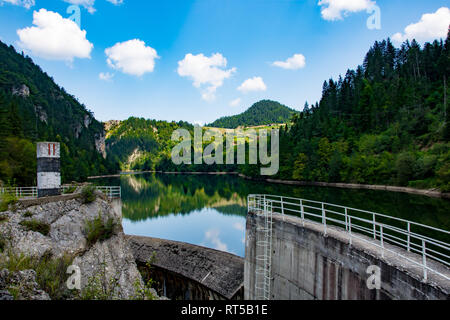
left=37, top=142, right=61, bottom=198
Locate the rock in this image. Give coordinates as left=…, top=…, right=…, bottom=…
left=95, top=132, right=106, bottom=159
left=0, top=269, right=50, bottom=300
left=12, top=84, right=30, bottom=98
left=34, top=106, right=48, bottom=124
left=0, top=194, right=148, bottom=300
left=84, top=114, right=92, bottom=128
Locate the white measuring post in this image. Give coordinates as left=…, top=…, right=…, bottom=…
left=37, top=142, right=61, bottom=198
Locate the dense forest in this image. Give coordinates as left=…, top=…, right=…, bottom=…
left=273, top=32, right=450, bottom=191
left=105, top=117, right=193, bottom=171
left=0, top=41, right=117, bottom=185
left=208, top=100, right=298, bottom=128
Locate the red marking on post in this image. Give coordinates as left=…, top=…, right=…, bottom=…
left=53, top=144, right=56, bottom=156
left=48, top=144, right=51, bottom=156
left=47, top=143, right=56, bottom=156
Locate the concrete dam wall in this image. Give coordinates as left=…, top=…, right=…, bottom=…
left=127, top=236, right=244, bottom=300
left=245, top=212, right=450, bottom=300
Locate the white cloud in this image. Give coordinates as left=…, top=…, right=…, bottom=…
left=106, top=0, right=123, bottom=4
left=318, top=0, right=376, bottom=21
left=273, top=53, right=306, bottom=70
left=392, top=7, right=450, bottom=44
left=178, top=53, right=236, bottom=101
left=99, top=72, right=114, bottom=81
left=17, top=9, right=93, bottom=62
left=237, top=77, right=267, bottom=93
left=0, top=0, right=34, bottom=9
left=230, top=98, right=241, bottom=107
left=205, top=229, right=228, bottom=252
left=105, top=39, right=159, bottom=77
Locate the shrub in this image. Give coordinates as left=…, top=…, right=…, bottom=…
left=23, top=211, right=33, bottom=218
left=81, top=185, right=97, bottom=204
left=84, top=213, right=117, bottom=247
left=0, top=250, right=74, bottom=300
left=0, top=235, right=6, bottom=253
left=80, top=262, right=120, bottom=300
left=63, top=186, right=77, bottom=195
left=20, top=219, right=51, bottom=236
left=0, top=192, right=18, bottom=212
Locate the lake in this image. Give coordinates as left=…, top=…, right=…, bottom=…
left=93, top=173, right=450, bottom=257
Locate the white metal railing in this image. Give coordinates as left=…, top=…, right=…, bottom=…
left=0, top=187, right=38, bottom=199
left=1, top=186, right=121, bottom=200
left=248, top=194, right=450, bottom=282
left=95, top=186, right=122, bottom=200
left=254, top=199, right=273, bottom=301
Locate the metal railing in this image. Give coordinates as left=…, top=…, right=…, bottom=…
left=0, top=187, right=38, bottom=199
left=95, top=186, right=122, bottom=200
left=1, top=186, right=121, bottom=200
left=248, top=194, right=450, bottom=282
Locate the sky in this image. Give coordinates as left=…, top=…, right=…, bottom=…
left=0, top=0, right=449, bottom=124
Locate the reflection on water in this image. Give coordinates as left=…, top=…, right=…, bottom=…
left=95, top=173, right=450, bottom=257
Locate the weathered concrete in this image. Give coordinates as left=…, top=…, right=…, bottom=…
left=127, top=236, right=244, bottom=300
left=245, top=212, right=450, bottom=300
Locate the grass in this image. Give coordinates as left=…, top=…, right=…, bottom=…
left=81, top=185, right=97, bottom=204
left=0, top=250, right=75, bottom=300
left=84, top=213, right=117, bottom=247
left=20, top=219, right=51, bottom=236
left=23, top=211, right=33, bottom=218
left=0, top=193, right=18, bottom=212
left=63, top=186, right=77, bottom=195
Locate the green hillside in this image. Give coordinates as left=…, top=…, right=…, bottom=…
left=0, top=41, right=117, bottom=185
left=208, top=100, right=299, bottom=128
left=105, top=117, right=193, bottom=171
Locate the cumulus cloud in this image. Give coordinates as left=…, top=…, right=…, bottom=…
left=99, top=72, right=114, bottom=81
left=205, top=229, right=228, bottom=252
left=237, top=77, right=267, bottom=93
left=106, top=0, right=123, bottom=4
left=230, top=98, right=241, bottom=107
left=105, top=39, right=159, bottom=77
left=17, top=9, right=93, bottom=62
left=273, top=53, right=306, bottom=70
left=318, top=0, right=376, bottom=21
left=177, top=53, right=236, bottom=101
left=0, top=0, right=34, bottom=9
left=392, top=7, right=450, bottom=44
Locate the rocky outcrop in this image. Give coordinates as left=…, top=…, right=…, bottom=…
left=95, top=132, right=106, bottom=159
left=12, top=84, right=30, bottom=98
left=0, top=193, right=146, bottom=300
left=34, top=106, right=48, bottom=124
left=0, top=269, right=50, bottom=300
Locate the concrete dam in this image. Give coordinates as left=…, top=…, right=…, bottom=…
left=124, top=194, right=449, bottom=300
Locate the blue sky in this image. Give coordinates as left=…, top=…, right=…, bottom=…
left=0, top=0, right=449, bottom=124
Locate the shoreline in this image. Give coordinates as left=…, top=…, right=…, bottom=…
left=88, top=171, right=450, bottom=200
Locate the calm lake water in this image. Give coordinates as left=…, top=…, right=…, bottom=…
left=94, top=173, right=450, bottom=257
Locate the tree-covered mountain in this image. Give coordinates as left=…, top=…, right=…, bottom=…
left=105, top=117, right=193, bottom=171
left=271, top=33, right=450, bottom=191
left=0, top=41, right=117, bottom=185
left=208, top=100, right=299, bottom=128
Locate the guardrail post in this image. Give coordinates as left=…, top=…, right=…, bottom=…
left=349, top=217, right=352, bottom=246
left=422, top=240, right=428, bottom=281
left=281, top=197, right=284, bottom=215
left=345, top=208, right=348, bottom=232
left=322, top=203, right=327, bottom=236
left=407, top=222, right=411, bottom=252
left=373, top=213, right=377, bottom=240
left=300, top=200, right=305, bottom=226
left=380, top=225, right=384, bottom=258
